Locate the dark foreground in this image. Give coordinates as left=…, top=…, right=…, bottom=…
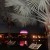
left=0, top=45, right=31, bottom=50
left=0, top=44, right=48, bottom=50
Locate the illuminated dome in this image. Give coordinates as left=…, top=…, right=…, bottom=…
left=20, top=30, right=28, bottom=34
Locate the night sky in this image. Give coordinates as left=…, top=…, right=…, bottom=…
left=0, top=20, right=46, bottom=34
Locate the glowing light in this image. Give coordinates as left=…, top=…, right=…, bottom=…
left=39, top=40, right=40, bottom=41
left=20, top=43, right=24, bottom=46
left=25, top=41, right=27, bottom=45
left=20, top=30, right=28, bottom=34
left=7, top=40, right=16, bottom=45
left=33, top=40, right=35, bottom=41
left=33, top=35, right=37, bottom=38
left=20, top=41, right=25, bottom=46
left=0, top=34, right=2, bottom=38
left=38, top=35, right=41, bottom=38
